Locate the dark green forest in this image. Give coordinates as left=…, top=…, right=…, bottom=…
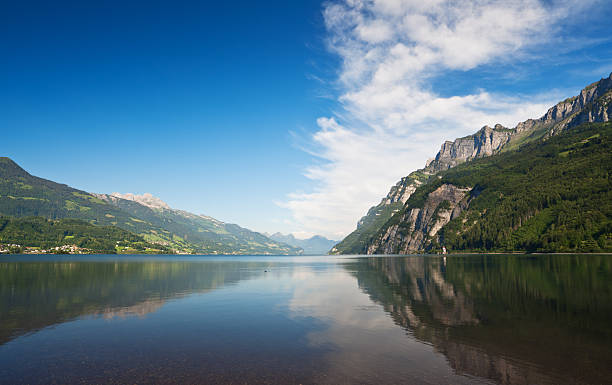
left=0, top=216, right=169, bottom=254
left=437, top=122, right=612, bottom=252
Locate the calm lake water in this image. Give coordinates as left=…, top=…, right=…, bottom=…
left=1, top=254, right=611, bottom=384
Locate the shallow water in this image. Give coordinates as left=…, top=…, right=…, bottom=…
left=0, top=254, right=611, bottom=384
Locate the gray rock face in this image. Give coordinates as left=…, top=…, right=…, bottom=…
left=367, top=184, right=471, bottom=254
left=108, top=192, right=171, bottom=210
left=384, top=175, right=423, bottom=205
left=427, top=72, right=612, bottom=173
left=428, top=124, right=513, bottom=172
left=551, top=78, right=612, bottom=134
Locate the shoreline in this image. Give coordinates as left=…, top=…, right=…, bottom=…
left=2, top=252, right=611, bottom=257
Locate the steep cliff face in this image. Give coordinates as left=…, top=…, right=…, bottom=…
left=427, top=73, right=612, bottom=172
left=551, top=82, right=612, bottom=134
left=367, top=184, right=472, bottom=254
left=428, top=124, right=514, bottom=172
left=331, top=169, right=431, bottom=254
left=333, top=73, right=612, bottom=255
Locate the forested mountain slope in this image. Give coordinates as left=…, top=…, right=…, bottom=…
left=94, top=193, right=301, bottom=255
left=0, top=158, right=300, bottom=254
left=337, top=122, right=612, bottom=254
left=334, top=73, right=612, bottom=254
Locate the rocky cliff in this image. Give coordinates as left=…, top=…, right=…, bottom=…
left=427, top=73, right=612, bottom=172
left=333, top=73, right=612, bottom=255
left=356, top=121, right=612, bottom=254
left=367, top=184, right=473, bottom=254
left=428, top=124, right=514, bottom=172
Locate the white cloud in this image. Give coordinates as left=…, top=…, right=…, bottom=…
left=284, top=0, right=590, bottom=239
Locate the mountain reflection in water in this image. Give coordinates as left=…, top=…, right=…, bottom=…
left=0, top=255, right=610, bottom=384
left=0, top=257, right=265, bottom=345
left=350, top=255, right=612, bottom=384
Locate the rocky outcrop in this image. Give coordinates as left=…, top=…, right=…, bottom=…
left=552, top=83, right=612, bottom=134
left=382, top=173, right=426, bottom=205
left=108, top=192, right=171, bottom=210
left=427, top=124, right=514, bottom=172
left=427, top=73, right=612, bottom=173
left=367, top=184, right=472, bottom=254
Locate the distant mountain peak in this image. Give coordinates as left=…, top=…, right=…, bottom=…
left=110, top=192, right=171, bottom=210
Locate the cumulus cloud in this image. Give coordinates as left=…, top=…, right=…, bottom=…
left=284, top=0, right=590, bottom=239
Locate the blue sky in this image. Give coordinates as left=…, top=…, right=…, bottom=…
left=1, top=0, right=611, bottom=238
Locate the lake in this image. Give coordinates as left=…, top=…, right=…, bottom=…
left=1, top=254, right=611, bottom=384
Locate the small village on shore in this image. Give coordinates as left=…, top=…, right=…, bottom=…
left=0, top=243, right=92, bottom=254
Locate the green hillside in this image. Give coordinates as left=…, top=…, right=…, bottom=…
left=0, top=158, right=300, bottom=254
left=97, top=196, right=301, bottom=255
left=0, top=216, right=169, bottom=254
left=0, top=157, right=174, bottom=240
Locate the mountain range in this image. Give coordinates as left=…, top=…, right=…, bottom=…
left=333, top=73, right=612, bottom=254
left=267, top=233, right=337, bottom=255
left=0, top=158, right=301, bottom=255
left=3, top=73, right=611, bottom=255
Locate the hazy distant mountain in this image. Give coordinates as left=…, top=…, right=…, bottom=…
left=0, top=158, right=301, bottom=255
left=268, top=233, right=336, bottom=255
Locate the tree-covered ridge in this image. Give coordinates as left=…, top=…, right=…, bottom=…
left=0, top=216, right=169, bottom=254
left=371, top=122, right=612, bottom=253
left=439, top=122, right=612, bottom=253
